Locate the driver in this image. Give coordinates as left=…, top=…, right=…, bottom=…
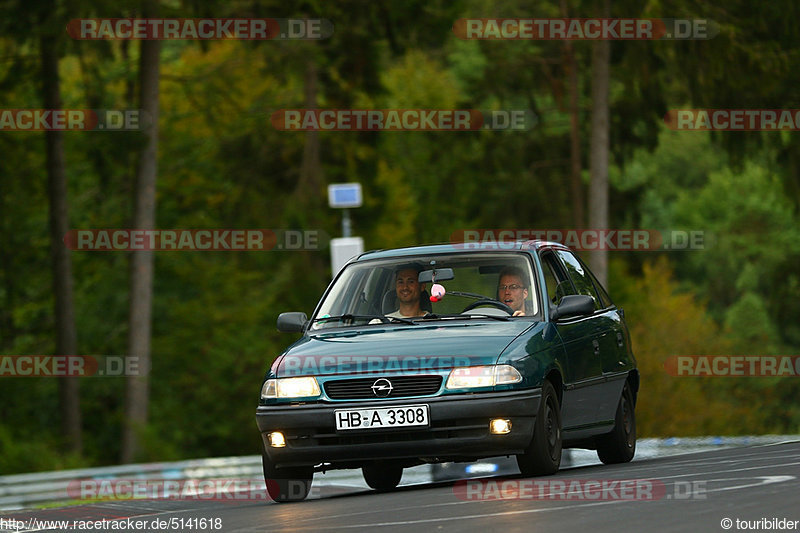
left=387, top=265, right=428, bottom=318
left=497, top=266, right=530, bottom=317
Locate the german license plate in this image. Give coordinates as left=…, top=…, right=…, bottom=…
left=334, top=404, right=429, bottom=431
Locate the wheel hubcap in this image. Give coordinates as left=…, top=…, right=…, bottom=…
left=545, top=397, right=560, bottom=457
left=622, top=395, right=634, bottom=448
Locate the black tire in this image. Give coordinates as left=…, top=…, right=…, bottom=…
left=362, top=462, right=403, bottom=491
left=262, top=453, right=313, bottom=503
left=516, top=380, right=562, bottom=477
left=596, top=383, right=636, bottom=464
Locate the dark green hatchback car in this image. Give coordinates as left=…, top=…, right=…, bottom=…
left=256, top=241, right=638, bottom=501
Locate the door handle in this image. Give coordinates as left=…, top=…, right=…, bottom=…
left=616, top=331, right=624, bottom=348
left=592, top=339, right=600, bottom=355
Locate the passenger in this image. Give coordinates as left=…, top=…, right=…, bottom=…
left=497, top=266, right=530, bottom=317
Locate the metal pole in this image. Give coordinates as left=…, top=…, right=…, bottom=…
left=342, top=209, right=352, bottom=238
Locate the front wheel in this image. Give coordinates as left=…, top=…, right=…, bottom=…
left=262, top=453, right=313, bottom=503
left=362, top=462, right=403, bottom=491
left=517, top=380, right=562, bottom=476
left=596, top=383, right=636, bottom=464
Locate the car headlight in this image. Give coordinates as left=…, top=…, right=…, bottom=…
left=445, top=365, right=522, bottom=389
left=261, top=377, right=321, bottom=399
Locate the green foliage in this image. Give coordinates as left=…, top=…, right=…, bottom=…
left=0, top=420, right=87, bottom=473
left=620, top=259, right=800, bottom=437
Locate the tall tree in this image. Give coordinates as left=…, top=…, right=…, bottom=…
left=298, top=59, right=322, bottom=195
left=121, top=0, right=161, bottom=463
left=561, top=0, right=584, bottom=229
left=588, top=0, right=610, bottom=285
left=40, top=11, right=82, bottom=454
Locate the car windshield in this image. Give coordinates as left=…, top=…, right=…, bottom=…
left=311, top=253, right=537, bottom=330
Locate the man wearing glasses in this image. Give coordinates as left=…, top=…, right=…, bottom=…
left=497, top=266, right=530, bottom=317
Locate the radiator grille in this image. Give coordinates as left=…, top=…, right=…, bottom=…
left=324, top=375, right=443, bottom=399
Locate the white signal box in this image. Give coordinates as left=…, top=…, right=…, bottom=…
left=330, top=237, right=364, bottom=276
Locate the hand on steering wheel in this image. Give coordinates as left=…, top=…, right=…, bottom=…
left=461, top=299, right=514, bottom=315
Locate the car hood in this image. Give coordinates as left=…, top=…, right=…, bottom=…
left=273, top=321, right=536, bottom=377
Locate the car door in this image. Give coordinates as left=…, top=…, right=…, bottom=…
left=554, top=249, right=627, bottom=432
left=581, top=259, right=632, bottom=424
left=540, top=250, right=604, bottom=434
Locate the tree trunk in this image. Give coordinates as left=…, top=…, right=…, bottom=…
left=41, top=35, right=82, bottom=454
left=121, top=0, right=161, bottom=463
left=561, top=0, right=584, bottom=229
left=299, top=60, right=322, bottom=195
left=589, top=0, right=611, bottom=286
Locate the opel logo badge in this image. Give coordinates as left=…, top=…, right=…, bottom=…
left=371, top=378, right=393, bottom=397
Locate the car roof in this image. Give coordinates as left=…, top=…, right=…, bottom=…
left=354, top=240, right=571, bottom=262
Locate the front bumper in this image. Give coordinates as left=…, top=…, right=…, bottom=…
left=256, top=388, right=541, bottom=468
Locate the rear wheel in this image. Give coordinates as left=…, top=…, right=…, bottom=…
left=362, top=462, right=403, bottom=491
left=596, top=383, right=636, bottom=464
left=262, top=453, right=313, bottom=503
left=517, top=380, right=562, bottom=476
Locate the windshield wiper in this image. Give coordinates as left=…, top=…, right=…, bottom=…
left=312, top=314, right=381, bottom=323
left=415, top=313, right=511, bottom=322
left=387, top=316, right=417, bottom=325
left=459, top=313, right=511, bottom=321
left=312, top=314, right=416, bottom=325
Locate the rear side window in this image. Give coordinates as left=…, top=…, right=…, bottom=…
left=583, top=261, right=613, bottom=309
left=554, top=250, right=601, bottom=310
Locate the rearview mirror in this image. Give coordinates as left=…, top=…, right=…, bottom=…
left=551, top=295, right=595, bottom=320
left=418, top=268, right=454, bottom=284
left=277, top=312, right=308, bottom=332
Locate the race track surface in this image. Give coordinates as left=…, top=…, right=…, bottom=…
left=3, top=440, right=799, bottom=533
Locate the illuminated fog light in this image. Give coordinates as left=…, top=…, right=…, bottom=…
left=489, top=419, right=512, bottom=435
left=268, top=432, right=286, bottom=448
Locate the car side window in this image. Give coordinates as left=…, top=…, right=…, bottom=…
left=583, top=260, right=613, bottom=309
left=540, top=252, right=575, bottom=305
left=554, top=250, right=601, bottom=310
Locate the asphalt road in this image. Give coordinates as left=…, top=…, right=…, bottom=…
left=3, top=440, right=799, bottom=533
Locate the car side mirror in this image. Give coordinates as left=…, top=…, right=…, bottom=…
left=277, top=312, right=308, bottom=332
left=551, top=295, right=595, bottom=320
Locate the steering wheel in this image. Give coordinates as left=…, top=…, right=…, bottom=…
left=461, top=299, right=514, bottom=315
